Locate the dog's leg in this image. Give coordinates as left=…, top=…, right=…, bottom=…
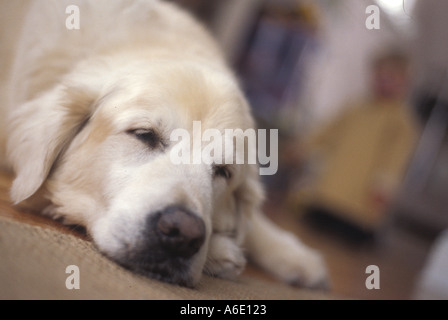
left=244, top=213, right=329, bottom=289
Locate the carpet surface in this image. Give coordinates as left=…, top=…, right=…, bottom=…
left=0, top=217, right=331, bottom=300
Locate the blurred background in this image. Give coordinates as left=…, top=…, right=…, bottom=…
left=170, top=0, right=448, bottom=299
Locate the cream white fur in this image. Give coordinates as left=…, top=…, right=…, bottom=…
left=0, top=0, right=328, bottom=288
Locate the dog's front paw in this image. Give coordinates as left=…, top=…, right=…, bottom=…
left=272, top=237, right=329, bottom=290
left=204, top=234, right=246, bottom=280
left=284, top=247, right=329, bottom=290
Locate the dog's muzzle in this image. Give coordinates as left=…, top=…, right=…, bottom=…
left=154, top=206, right=205, bottom=258
left=111, top=205, right=206, bottom=287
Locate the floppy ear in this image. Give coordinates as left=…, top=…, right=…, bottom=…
left=8, top=85, right=98, bottom=204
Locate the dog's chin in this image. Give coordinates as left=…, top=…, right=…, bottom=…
left=121, top=257, right=198, bottom=288
left=96, top=245, right=202, bottom=288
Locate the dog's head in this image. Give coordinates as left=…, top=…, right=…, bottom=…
left=7, top=58, right=264, bottom=287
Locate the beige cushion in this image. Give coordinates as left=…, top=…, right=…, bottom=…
left=0, top=217, right=331, bottom=300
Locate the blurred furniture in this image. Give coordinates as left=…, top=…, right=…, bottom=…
left=236, top=0, right=319, bottom=133
left=294, top=99, right=419, bottom=233
left=170, top=0, right=263, bottom=63
left=392, top=0, right=448, bottom=235
left=413, top=229, right=448, bottom=299
left=393, top=89, right=448, bottom=235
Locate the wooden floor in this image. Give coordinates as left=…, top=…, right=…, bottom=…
left=0, top=171, right=433, bottom=299
left=263, top=195, right=434, bottom=299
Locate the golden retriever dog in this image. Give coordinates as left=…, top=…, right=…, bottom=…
left=0, top=0, right=327, bottom=288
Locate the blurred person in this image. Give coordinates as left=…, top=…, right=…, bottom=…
left=290, top=50, right=420, bottom=234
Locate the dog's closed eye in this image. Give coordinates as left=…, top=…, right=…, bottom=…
left=127, top=128, right=165, bottom=149
left=213, top=165, right=232, bottom=180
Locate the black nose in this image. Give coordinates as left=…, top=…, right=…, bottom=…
left=155, top=206, right=205, bottom=258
